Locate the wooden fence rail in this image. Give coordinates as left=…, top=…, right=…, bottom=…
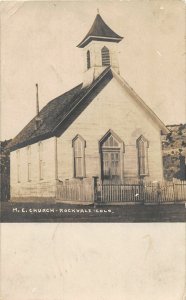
left=56, top=178, right=186, bottom=204
left=56, top=178, right=94, bottom=204
left=97, top=180, right=186, bottom=204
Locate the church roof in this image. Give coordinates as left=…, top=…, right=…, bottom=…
left=77, top=13, right=123, bottom=48
left=7, top=67, right=169, bottom=151
left=7, top=67, right=113, bottom=151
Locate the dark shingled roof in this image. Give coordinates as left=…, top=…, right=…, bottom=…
left=6, top=65, right=169, bottom=152
left=7, top=67, right=113, bottom=151
left=77, top=14, right=123, bottom=48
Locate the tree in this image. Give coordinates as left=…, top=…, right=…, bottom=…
left=0, top=140, right=11, bottom=201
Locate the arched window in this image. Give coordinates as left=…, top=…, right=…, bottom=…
left=101, top=46, right=110, bottom=66
left=72, top=135, right=86, bottom=178
left=87, top=50, right=91, bottom=70
left=99, top=130, right=124, bottom=182
left=136, top=135, right=149, bottom=177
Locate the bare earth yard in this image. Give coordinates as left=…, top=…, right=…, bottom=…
left=1, top=201, right=185, bottom=222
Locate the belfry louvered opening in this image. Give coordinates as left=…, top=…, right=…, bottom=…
left=101, top=46, right=110, bottom=66
left=87, top=50, right=91, bottom=69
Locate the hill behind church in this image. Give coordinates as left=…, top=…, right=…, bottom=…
left=162, top=124, right=186, bottom=180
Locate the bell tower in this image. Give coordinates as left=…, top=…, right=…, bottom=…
left=77, top=13, right=123, bottom=87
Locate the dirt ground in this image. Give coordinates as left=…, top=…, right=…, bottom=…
left=1, top=201, right=185, bottom=222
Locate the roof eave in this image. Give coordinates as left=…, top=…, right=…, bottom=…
left=52, top=67, right=113, bottom=134
left=77, top=36, right=123, bottom=48
left=7, top=132, right=53, bottom=152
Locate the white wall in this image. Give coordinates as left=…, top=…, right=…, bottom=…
left=83, top=41, right=119, bottom=70
left=82, top=41, right=120, bottom=86
left=10, top=76, right=164, bottom=199
left=57, top=77, right=163, bottom=181
left=10, top=137, right=56, bottom=199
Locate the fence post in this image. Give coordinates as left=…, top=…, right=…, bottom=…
left=157, top=182, right=161, bottom=204
left=173, top=178, right=176, bottom=203
left=92, top=176, right=98, bottom=207
left=139, top=179, right=144, bottom=204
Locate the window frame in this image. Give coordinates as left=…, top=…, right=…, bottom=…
left=87, top=50, right=91, bottom=70
left=27, top=145, right=31, bottom=182
left=38, top=142, right=44, bottom=180
left=99, top=129, right=125, bottom=182
left=101, top=46, right=110, bottom=67
left=16, top=149, right=20, bottom=183
left=136, top=135, right=149, bottom=177
left=72, top=135, right=86, bottom=179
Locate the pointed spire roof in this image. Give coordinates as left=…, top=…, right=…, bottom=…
left=77, top=13, right=123, bottom=48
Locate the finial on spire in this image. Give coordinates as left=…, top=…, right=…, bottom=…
left=97, top=8, right=99, bottom=14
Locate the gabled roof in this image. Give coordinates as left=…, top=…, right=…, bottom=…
left=6, top=84, right=82, bottom=151
left=7, top=67, right=113, bottom=151
left=77, top=13, right=123, bottom=48
left=7, top=67, right=169, bottom=152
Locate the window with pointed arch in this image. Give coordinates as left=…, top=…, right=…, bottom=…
left=72, top=135, right=86, bottom=178
left=101, top=46, right=110, bottom=66
left=87, top=50, right=91, bottom=70
left=136, top=135, right=149, bottom=177
left=99, top=130, right=124, bottom=182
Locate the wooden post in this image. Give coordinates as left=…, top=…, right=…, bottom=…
left=139, top=178, right=144, bottom=204
left=172, top=178, right=176, bottom=203
left=92, top=176, right=98, bottom=206
left=157, top=182, right=161, bottom=204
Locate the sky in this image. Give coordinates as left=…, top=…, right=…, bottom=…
left=1, top=0, right=186, bottom=140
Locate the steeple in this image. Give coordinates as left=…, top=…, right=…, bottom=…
left=77, top=13, right=123, bottom=87
left=77, top=13, right=123, bottom=48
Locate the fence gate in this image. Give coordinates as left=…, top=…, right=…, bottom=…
left=97, top=181, right=143, bottom=204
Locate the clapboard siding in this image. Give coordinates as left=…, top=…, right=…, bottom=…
left=10, top=137, right=56, bottom=199
left=57, top=78, right=163, bottom=181
left=11, top=180, right=57, bottom=198
left=10, top=77, right=164, bottom=200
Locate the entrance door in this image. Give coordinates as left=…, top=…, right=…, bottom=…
left=102, top=150, right=121, bottom=182
left=100, top=131, right=123, bottom=182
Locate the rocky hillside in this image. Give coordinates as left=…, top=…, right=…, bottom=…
left=162, top=124, right=186, bottom=180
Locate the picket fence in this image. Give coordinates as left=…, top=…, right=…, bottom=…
left=56, top=178, right=186, bottom=204
left=56, top=178, right=94, bottom=204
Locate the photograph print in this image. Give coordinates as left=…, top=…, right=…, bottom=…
left=1, top=1, right=186, bottom=222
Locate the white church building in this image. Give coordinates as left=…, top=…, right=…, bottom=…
left=7, top=13, right=169, bottom=202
